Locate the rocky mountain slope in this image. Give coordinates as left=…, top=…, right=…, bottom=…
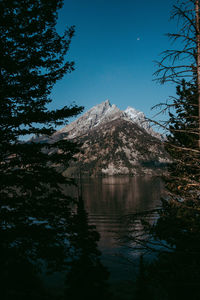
left=51, top=100, right=169, bottom=177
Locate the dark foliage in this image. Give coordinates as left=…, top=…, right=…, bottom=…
left=144, top=79, right=200, bottom=300
left=119, top=1, right=200, bottom=299
left=65, top=196, right=111, bottom=300
left=133, top=1, right=200, bottom=298
left=0, top=0, right=83, bottom=298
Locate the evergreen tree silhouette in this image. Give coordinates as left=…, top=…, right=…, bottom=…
left=136, top=1, right=200, bottom=298
left=0, top=0, right=83, bottom=298
left=65, top=195, right=111, bottom=300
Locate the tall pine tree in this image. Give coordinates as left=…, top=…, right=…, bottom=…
left=65, top=196, right=111, bottom=300
left=121, top=2, right=200, bottom=299
left=0, top=0, right=83, bottom=298
left=133, top=1, right=200, bottom=298
left=145, top=79, right=200, bottom=300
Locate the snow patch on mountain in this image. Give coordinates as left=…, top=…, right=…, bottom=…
left=123, top=106, right=162, bottom=138
left=54, top=99, right=161, bottom=140
left=123, top=107, right=150, bottom=130
left=55, top=100, right=121, bottom=139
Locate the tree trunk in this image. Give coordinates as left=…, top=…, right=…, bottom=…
left=195, top=0, right=200, bottom=149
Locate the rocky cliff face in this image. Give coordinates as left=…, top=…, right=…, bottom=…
left=51, top=100, right=169, bottom=177
left=54, top=100, right=121, bottom=139
left=54, top=100, right=161, bottom=139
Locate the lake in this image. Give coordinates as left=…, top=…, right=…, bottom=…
left=47, top=176, right=163, bottom=299
left=78, top=176, right=163, bottom=278
left=76, top=176, right=163, bottom=299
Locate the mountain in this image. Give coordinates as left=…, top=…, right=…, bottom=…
left=54, top=100, right=161, bottom=140
left=54, top=100, right=121, bottom=139
left=50, top=100, right=169, bottom=177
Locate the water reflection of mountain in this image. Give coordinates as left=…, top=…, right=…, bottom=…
left=83, top=176, right=162, bottom=215
left=66, top=176, right=163, bottom=282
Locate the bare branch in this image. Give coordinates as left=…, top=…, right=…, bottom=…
left=165, top=143, right=200, bottom=153
left=166, top=32, right=196, bottom=44
left=171, top=4, right=196, bottom=32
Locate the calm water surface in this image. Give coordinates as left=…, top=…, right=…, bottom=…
left=47, top=176, right=163, bottom=298
left=77, top=176, right=163, bottom=282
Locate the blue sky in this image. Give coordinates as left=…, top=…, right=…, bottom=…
left=51, top=0, right=179, bottom=122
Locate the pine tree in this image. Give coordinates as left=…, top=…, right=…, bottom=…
left=138, top=1, right=200, bottom=298
left=120, top=2, right=200, bottom=299
left=0, top=0, right=83, bottom=298
left=164, top=79, right=199, bottom=201
left=146, top=79, right=200, bottom=300
left=65, top=196, right=111, bottom=300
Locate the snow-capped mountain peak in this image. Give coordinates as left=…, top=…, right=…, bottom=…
left=124, top=106, right=144, bottom=120
left=32, top=100, right=167, bottom=176
left=123, top=106, right=151, bottom=131
left=55, top=100, right=121, bottom=138
left=53, top=100, right=160, bottom=139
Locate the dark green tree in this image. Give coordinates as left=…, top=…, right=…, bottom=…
left=144, top=79, right=200, bottom=300
left=0, top=0, right=83, bottom=298
left=130, top=75, right=200, bottom=300
left=136, top=1, right=200, bottom=299
left=120, top=2, right=200, bottom=299
left=65, top=196, right=111, bottom=300
left=151, top=0, right=200, bottom=262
